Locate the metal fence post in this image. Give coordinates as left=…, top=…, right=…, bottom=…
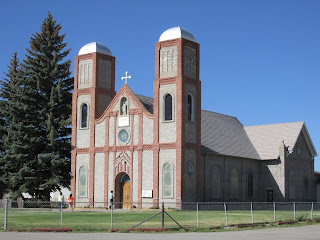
left=162, top=202, right=164, bottom=228
left=196, top=202, right=199, bottom=228
left=273, top=202, right=276, bottom=222
left=60, top=202, right=63, bottom=228
left=4, top=199, right=8, bottom=230
left=311, top=202, right=314, bottom=220
left=251, top=202, right=253, bottom=224
left=293, top=202, right=296, bottom=221
left=224, top=203, right=228, bottom=226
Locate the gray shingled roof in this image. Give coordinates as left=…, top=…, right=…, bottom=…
left=135, top=94, right=154, bottom=114
left=201, top=110, right=260, bottom=160
left=244, top=122, right=304, bottom=160
left=133, top=94, right=314, bottom=161
left=134, top=94, right=260, bottom=159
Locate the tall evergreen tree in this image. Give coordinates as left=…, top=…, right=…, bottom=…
left=0, top=13, right=73, bottom=200
left=0, top=100, right=5, bottom=154
left=0, top=53, right=27, bottom=199
left=20, top=12, right=73, bottom=200
left=0, top=99, right=7, bottom=198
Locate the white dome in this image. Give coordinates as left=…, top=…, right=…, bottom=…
left=159, top=26, right=196, bottom=43
left=78, top=42, right=112, bottom=56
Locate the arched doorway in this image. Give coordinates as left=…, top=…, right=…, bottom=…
left=115, top=173, right=131, bottom=209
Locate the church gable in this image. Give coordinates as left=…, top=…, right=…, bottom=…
left=288, top=124, right=317, bottom=160
left=289, top=131, right=312, bottom=160
left=108, top=86, right=136, bottom=116
left=96, top=84, right=153, bottom=122
left=244, top=122, right=317, bottom=160
left=92, top=84, right=155, bottom=148
left=244, top=122, right=304, bottom=160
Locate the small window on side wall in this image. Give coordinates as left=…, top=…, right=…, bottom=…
left=164, top=94, right=173, bottom=121
left=187, top=94, right=194, bottom=121
left=81, top=103, right=88, bottom=128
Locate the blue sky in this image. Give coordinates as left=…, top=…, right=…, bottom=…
left=0, top=0, right=319, bottom=169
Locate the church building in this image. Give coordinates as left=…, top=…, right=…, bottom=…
left=70, top=27, right=318, bottom=208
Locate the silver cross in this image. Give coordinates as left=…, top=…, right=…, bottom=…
left=121, top=71, right=131, bottom=85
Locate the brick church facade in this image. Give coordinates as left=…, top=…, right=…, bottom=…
left=70, top=27, right=317, bottom=207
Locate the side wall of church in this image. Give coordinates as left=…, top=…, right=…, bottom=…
left=133, top=115, right=139, bottom=145
left=76, top=95, right=91, bottom=148
left=95, top=121, right=105, bottom=147
left=201, top=154, right=261, bottom=202
left=260, top=133, right=315, bottom=202
left=109, top=117, right=115, bottom=146
left=285, top=132, right=314, bottom=201
left=76, top=154, right=90, bottom=206
left=94, top=153, right=105, bottom=206
left=142, top=150, right=153, bottom=206
left=132, top=151, right=139, bottom=203
left=159, top=84, right=176, bottom=143
left=143, top=116, right=153, bottom=144
left=108, top=152, right=114, bottom=195
left=239, top=157, right=262, bottom=201
left=260, top=159, right=285, bottom=202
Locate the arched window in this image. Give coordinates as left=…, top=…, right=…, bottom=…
left=81, top=103, right=88, bottom=128
left=163, top=163, right=173, bottom=197
left=289, top=170, right=295, bottom=200
left=164, top=94, right=173, bottom=121
left=304, top=172, right=309, bottom=199
left=230, top=168, right=238, bottom=199
left=187, top=94, right=194, bottom=121
left=247, top=171, right=253, bottom=199
left=211, top=166, right=220, bottom=198
left=79, top=165, right=87, bottom=197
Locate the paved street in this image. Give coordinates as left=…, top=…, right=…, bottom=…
left=1, top=224, right=320, bottom=240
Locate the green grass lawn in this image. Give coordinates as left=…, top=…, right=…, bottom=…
left=1, top=208, right=319, bottom=231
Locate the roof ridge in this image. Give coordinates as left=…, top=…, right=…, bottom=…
left=244, top=121, right=304, bottom=128
left=201, top=109, right=238, bottom=120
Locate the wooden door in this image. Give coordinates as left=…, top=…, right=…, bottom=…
left=122, top=182, right=131, bottom=209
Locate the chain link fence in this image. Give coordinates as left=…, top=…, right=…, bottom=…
left=1, top=200, right=319, bottom=231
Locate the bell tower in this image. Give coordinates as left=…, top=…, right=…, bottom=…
left=153, top=27, right=201, bottom=205
left=71, top=42, right=116, bottom=202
